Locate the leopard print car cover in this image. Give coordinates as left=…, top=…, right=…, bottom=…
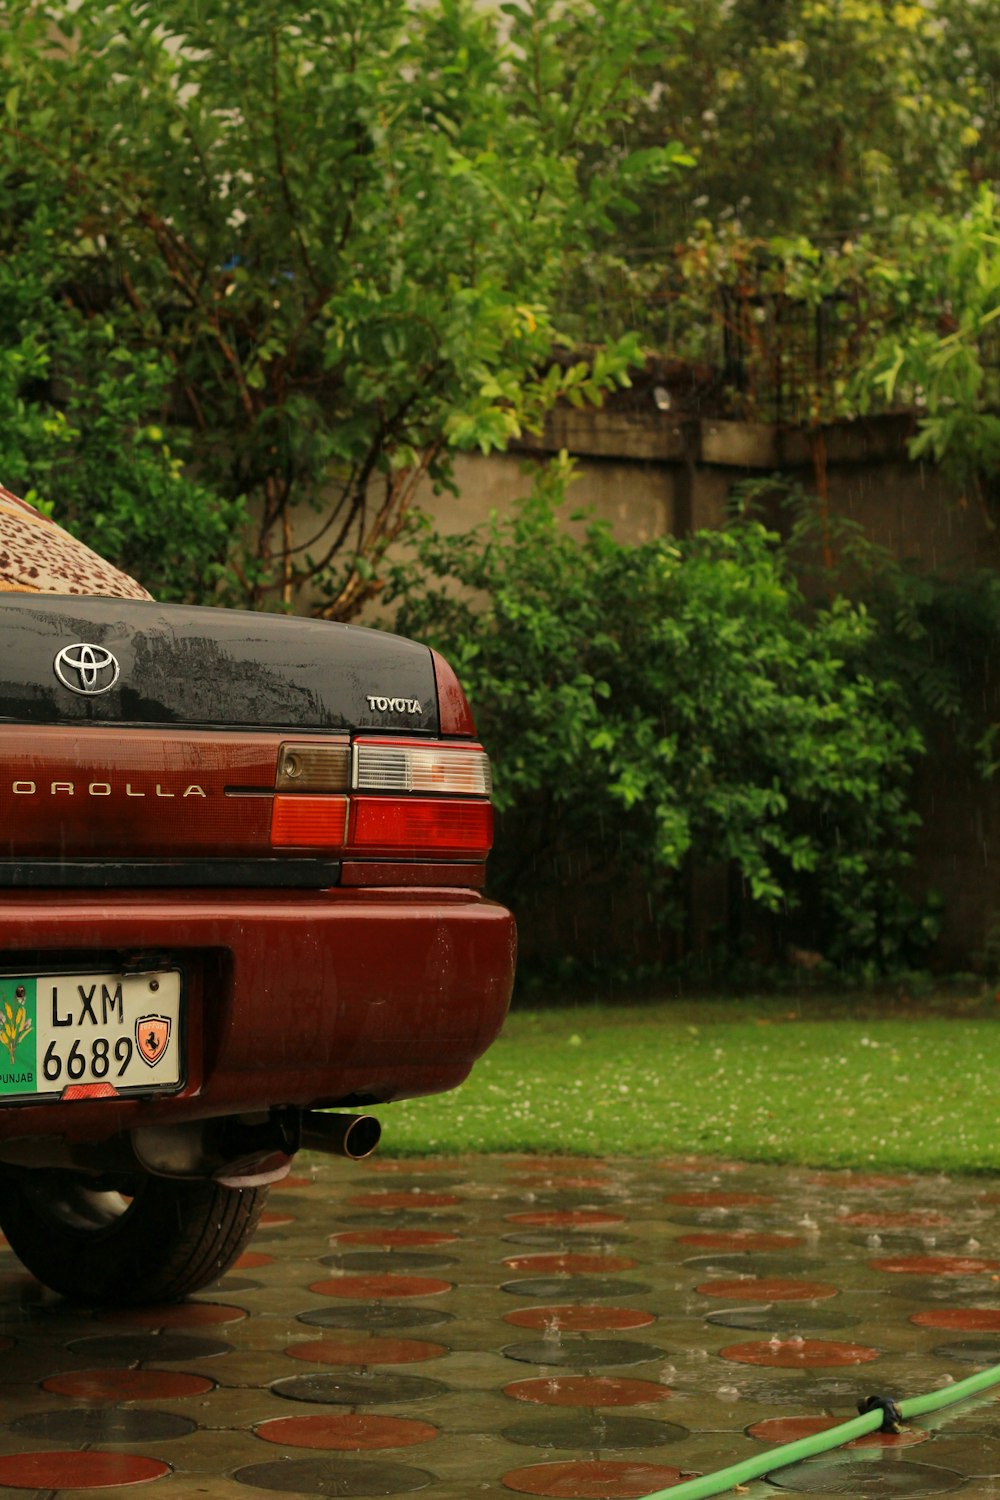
left=0, top=485, right=152, bottom=601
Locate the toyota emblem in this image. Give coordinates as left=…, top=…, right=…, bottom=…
left=53, top=642, right=120, bottom=696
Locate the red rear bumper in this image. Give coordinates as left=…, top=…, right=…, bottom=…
left=0, top=887, right=516, bottom=1144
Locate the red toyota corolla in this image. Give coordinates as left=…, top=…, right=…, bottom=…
left=0, top=487, right=515, bottom=1303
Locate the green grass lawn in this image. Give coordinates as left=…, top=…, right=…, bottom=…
left=375, top=993, right=1000, bottom=1174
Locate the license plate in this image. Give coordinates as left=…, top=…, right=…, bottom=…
left=0, top=969, right=183, bottom=1101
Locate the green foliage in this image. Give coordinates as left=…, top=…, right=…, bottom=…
left=0, top=194, right=238, bottom=599
left=573, top=0, right=996, bottom=275
left=565, top=0, right=999, bottom=348
left=0, top=0, right=688, bottom=614
left=389, top=476, right=929, bottom=979
left=859, top=189, right=1000, bottom=520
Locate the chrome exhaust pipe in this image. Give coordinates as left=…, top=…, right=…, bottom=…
left=300, top=1111, right=381, bottom=1160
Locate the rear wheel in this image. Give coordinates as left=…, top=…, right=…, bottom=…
left=0, top=1168, right=269, bottom=1304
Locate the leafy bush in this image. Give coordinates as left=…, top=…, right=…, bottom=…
left=0, top=195, right=241, bottom=600
left=389, top=472, right=934, bottom=982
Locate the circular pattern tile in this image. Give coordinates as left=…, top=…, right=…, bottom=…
left=255, top=1414, right=438, bottom=1450
left=505, top=1211, right=626, bottom=1229
left=515, top=1196, right=619, bottom=1216
left=511, top=1176, right=612, bottom=1191
left=930, top=1337, right=1000, bottom=1364
left=678, top=1231, right=802, bottom=1251
left=748, top=1416, right=927, bottom=1449
left=365, top=1160, right=460, bottom=1176
left=837, top=1211, right=952, bottom=1229
left=911, top=1308, right=1000, bottom=1331
left=257, top=1211, right=295, bottom=1229
left=285, top=1337, right=448, bottom=1365
left=683, top=1254, right=817, bottom=1276
left=501, top=1277, right=651, bottom=1301
left=67, top=1332, right=233, bottom=1362
left=503, top=1306, right=655, bottom=1333
left=665, top=1191, right=772, bottom=1208
left=10, top=1408, right=196, bottom=1443
left=501, top=1414, right=688, bottom=1450
left=332, top=1230, right=458, bottom=1248
left=695, top=1278, right=839, bottom=1302
left=720, top=1339, right=880, bottom=1368
left=234, top=1456, right=434, bottom=1494
left=766, top=1458, right=962, bottom=1494
left=42, top=1369, right=215, bottom=1400
left=501, top=1459, right=692, bottom=1497
left=503, top=1376, right=672, bottom=1408
left=346, top=1192, right=460, bottom=1210
left=503, top=1254, right=637, bottom=1275
left=297, top=1306, right=454, bottom=1333
left=871, top=1255, right=1000, bottom=1275
left=502, top=1232, right=633, bottom=1250
left=206, top=1276, right=261, bottom=1294
left=0, top=1452, right=170, bottom=1489
left=271, top=1372, right=449, bottom=1406
left=95, top=1302, right=247, bottom=1328
left=352, top=1177, right=457, bottom=1193
left=659, top=1157, right=743, bottom=1174
left=807, top=1173, right=913, bottom=1190
left=339, top=1211, right=467, bottom=1228
left=308, top=1274, right=452, bottom=1300
left=848, top=1232, right=936, bottom=1253
left=322, top=1251, right=458, bottom=1272
left=884, top=1276, right=1000, bottom=1303
left=235, top=1251, right=275, bottom=1269
left=906, top=1434, right=1000, bottom=1476
left=705, top=1306, right=861, bottom=1333
left=509, top=1159, right=611, bottom=1174
left=501, top=1339, right=664, bottom=1368
left=662, top=1209, right=778, bottom=1229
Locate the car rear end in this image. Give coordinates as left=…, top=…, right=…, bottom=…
left=0, top=594, right=515, bottom=1162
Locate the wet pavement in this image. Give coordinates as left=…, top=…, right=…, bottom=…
left=2, top=1155, right=1000, bottom=1497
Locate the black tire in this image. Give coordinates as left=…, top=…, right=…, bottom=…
left=0, top=1168, right=269, bottom=1304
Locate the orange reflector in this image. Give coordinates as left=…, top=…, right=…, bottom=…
left=276, top=741, right=351, bottom=791
left=61, top=1082, right=120, bottom=1100
left=271, top=795, right=349, bottom=848
left=350, top=796, right=493, bottom=857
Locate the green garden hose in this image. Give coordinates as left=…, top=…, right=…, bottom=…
left=637, top=1359, right=1000, bottom=1500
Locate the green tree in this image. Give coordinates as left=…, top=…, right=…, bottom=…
left=0, top=0, right=687, bottom=612
left=636, top=0, right=992, bottom=240
left=0, top=195, right=236, bottom=599
left=567, top=0, right=999, bottom=341
left=861, top=189, right=1000, bottom=532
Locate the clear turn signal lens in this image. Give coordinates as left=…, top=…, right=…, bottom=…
left=354, top=741, right=492, bottom=797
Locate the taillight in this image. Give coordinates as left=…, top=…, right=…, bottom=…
left=271, top=795, right=349, bottom=847
left=350, top=797, right=493, bottom=856
left=270, top=737, right=493, bottom=859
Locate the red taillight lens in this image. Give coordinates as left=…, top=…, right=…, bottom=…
left=350, top=797, right=493, bottom=857
left=270, top=792, right=492, bottom=858
left=271, top=795, right=349, bottom=848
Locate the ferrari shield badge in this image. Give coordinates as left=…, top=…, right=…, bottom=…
left=136, top=1014, right=172, bottom=1067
